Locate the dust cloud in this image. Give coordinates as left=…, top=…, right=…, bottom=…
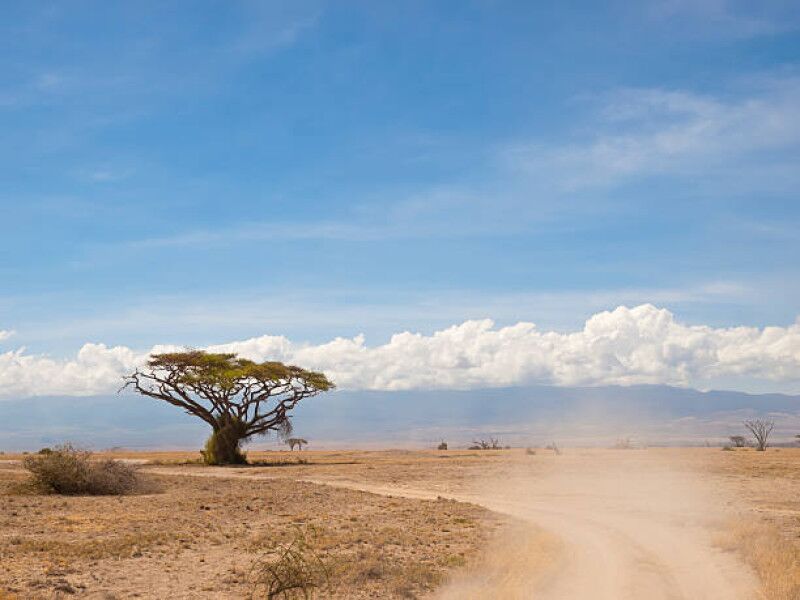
left=432, top=449, right=758, bottom=599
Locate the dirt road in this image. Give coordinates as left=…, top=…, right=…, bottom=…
left=151, top=451, right=759, bottom=599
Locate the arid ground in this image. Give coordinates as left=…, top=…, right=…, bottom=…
left=1, top=447, right=799, bottom=599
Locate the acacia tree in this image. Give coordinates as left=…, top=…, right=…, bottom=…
left=122, top=351, right=334, bottom=465
left=743, top=419, right=774, bottom=452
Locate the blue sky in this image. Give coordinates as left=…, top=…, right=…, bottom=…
left=1, top=0, right=799, bottom=361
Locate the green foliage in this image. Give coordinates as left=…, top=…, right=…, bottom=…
left=146, top=351, right=335, bottom=393
left=22, top=444, right=139, bottom=495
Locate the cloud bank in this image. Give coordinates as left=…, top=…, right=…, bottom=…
left=1, top=305, right=799, bottom=398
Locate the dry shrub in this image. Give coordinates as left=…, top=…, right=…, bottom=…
left=22, top=444, right=139, bottom=495
left=716, top=520, right=800, bottom=600
left=250, top=527, right=331, bottom=599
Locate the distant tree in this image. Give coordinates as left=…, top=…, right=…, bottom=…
left=470, top=437, right=501, bottom=450
left=729, top=435, right=748, bottom=448
left=286, top=438, right=308, bottom=451
left=437, top=440, right=448, bottom=451
left=123, top=351, right=334, bottom=465
left=743, top=419, right=774, bottom=452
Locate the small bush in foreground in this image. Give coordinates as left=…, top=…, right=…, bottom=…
left=250, top=528, right=331, bottom=599
left=22, top=444, right=139, bottom=495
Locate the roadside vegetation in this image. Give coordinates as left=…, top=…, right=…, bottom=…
left=717, top=520, right=800, bottom=600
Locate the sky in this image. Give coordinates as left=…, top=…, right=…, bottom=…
left=1, top=1, right=799, bottom=397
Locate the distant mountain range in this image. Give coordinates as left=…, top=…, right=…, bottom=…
left=1, top=385, right=799, bottom=451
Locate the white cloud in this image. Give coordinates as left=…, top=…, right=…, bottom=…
left=0, top=343, right=142, bottom=397
left=0, top=330, right=14, bottom=341
left=1, top=305, right=799, bottom=398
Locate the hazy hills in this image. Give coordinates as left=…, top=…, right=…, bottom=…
left=1, top=385, right=799, bottom=452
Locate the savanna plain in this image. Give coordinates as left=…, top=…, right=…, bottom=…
left=1, top=446, right=799, bottom=599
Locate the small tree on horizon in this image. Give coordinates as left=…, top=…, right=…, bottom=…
left=743, top=419, right=774, bottom=452
left=729, top=435, right=747, bottom=448
left=122, top=351, right=334, bottom=465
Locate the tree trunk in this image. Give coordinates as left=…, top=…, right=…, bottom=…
left=203, top=416, right=248, bottom=465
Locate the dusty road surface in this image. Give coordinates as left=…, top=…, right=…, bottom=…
left=300, top=451, right=759, bottom=600
left=147, top=449, right=763, bottom=599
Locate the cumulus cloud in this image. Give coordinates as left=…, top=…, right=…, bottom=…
left=0, top=343, right=142, bottom=397
left=0, top=330, right=14, bottom=342
left=1, top=305, right=799, bottom=398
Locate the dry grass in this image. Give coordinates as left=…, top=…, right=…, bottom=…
left=716, top=520, right=800, bottom=600
left=434, top=525, right=561, bottom=599
left=0, top=461, right=506, bottom=599
left=698, top=447, right=800, bottom=599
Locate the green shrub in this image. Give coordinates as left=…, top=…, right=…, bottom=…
left=22, top=444, right=139, bottom=495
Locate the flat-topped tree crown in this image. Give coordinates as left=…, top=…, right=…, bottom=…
left=123, top=351, right=334, bottom=465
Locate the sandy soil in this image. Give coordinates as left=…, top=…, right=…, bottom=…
left=2, top=447, right=799, bottom=599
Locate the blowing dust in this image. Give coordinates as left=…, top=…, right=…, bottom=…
left=432, top=449, right=759, bottom=600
